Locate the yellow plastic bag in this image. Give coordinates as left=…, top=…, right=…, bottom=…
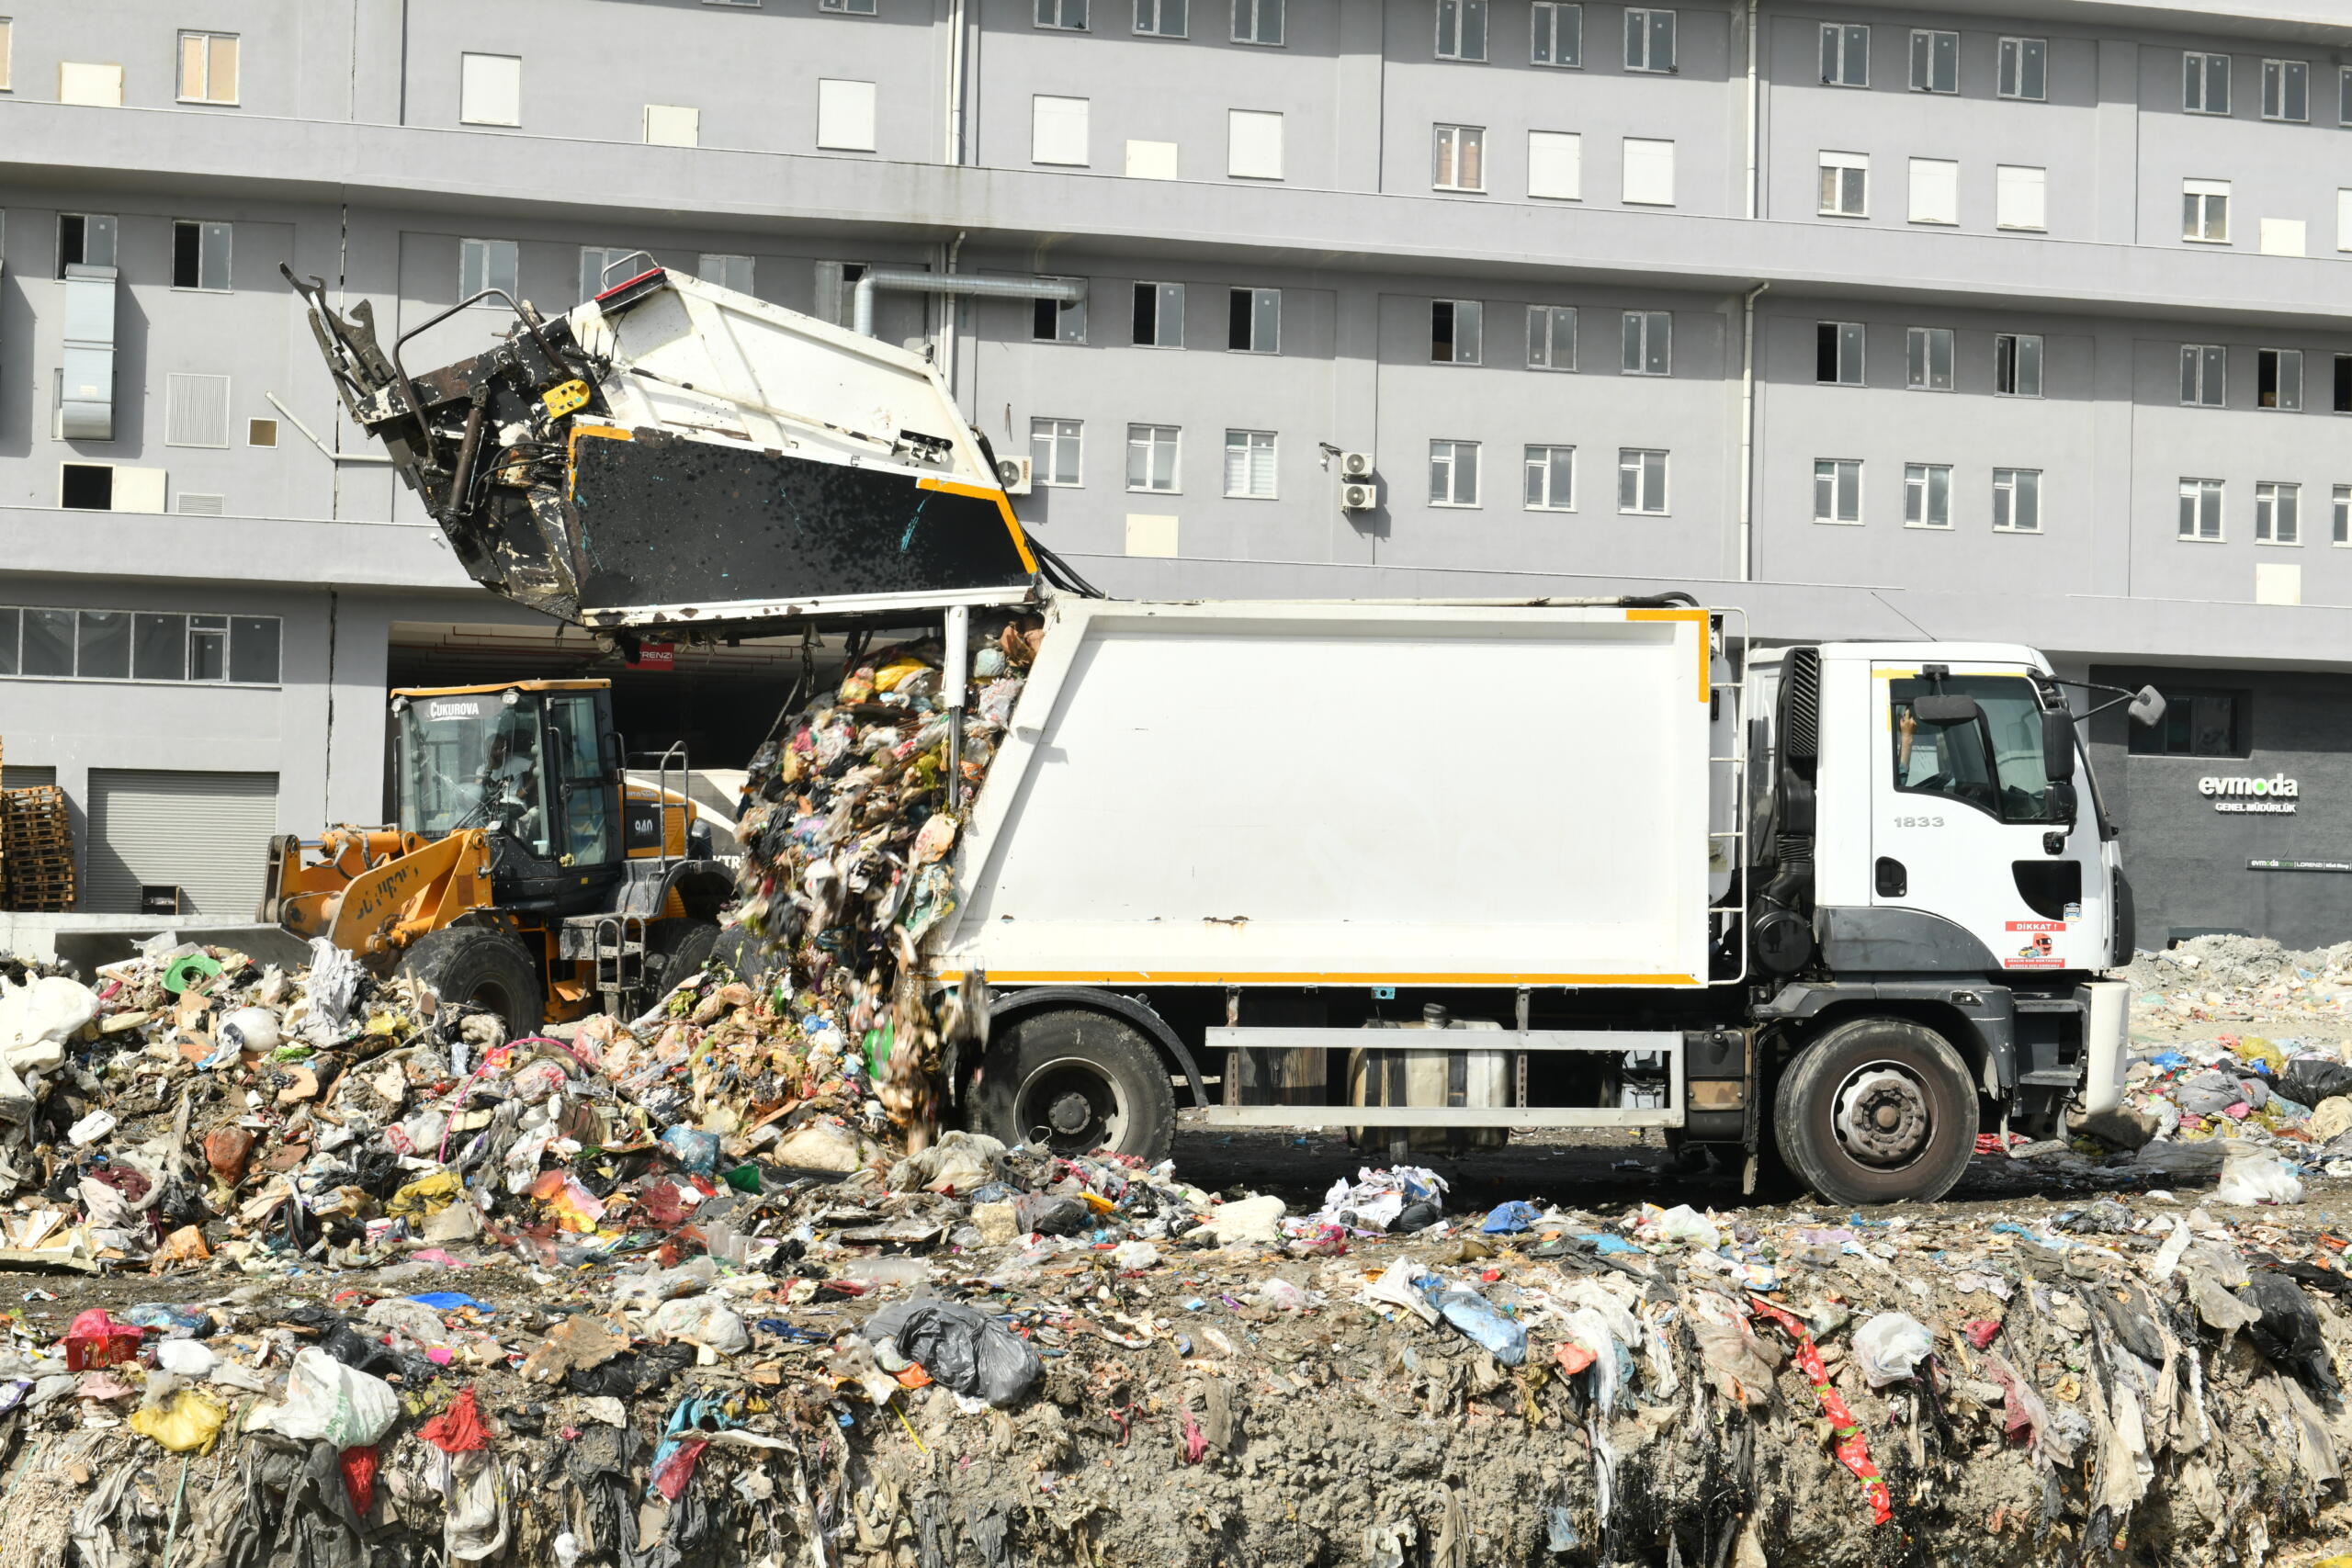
left=873, top=657, right=934, bottom=693
left=388, top=1170, right=462, bottom=1220
left=2236, top=1035, right=2286, bottom=1075
left=129, top=1388, right=229, bottom=1453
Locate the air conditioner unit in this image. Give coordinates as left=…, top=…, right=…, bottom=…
left=997, top=456, right=1034, bottom=495
left=1340, top=479, right=1380, bottom=512
left=1339, top=450, right=1374, bottom=479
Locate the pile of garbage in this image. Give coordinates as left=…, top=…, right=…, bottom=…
left=2123, top=933, right=2352, bottom=1026
left=728, top=615, right=1038, bottom=1143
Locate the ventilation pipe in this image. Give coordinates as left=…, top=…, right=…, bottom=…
left=853, top=268, right=1084, bottom=339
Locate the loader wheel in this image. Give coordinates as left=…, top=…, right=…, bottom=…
left=1774, top=1017, right=1976, bottom=1206
left=646, top=919, right=721, bottom=998
left=397, top=928, right=544, bottom=1037
left=972, top=1009, right=1175, bottom=1161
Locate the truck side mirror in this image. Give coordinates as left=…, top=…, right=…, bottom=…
left=2128, top=685, right=2166, bottom=728
left=2046, top=780, right=2078, bottom=829
left=2041, top=708, right=2075, bottom=782
left=1909, top=694, right=1981, bottom=725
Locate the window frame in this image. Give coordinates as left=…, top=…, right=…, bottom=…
left=1814, top=457, right=1863, bottom=525
left=2255, top=479, right=2301, bottom=544
left=1222, top=427, right=1278, bottom=499
left=1991, top=467, right=2041, bottom=534
left=1127, top=423, right=1182, bottom=493
left=1996, top=36, right=2045, bottom=101
left=2184, top=51, right=2232, bottom=116
left=2182, top=180, right=2233, bottom=245
left=1818, top=150, right=1868, bottom=218
left=1432, top=123, right=1487, bottom=191
left=699, top=253, right=754, bottom=294
left=2257, top=347, right=2303, bottom=412
left=2262, top=58, right=2309, bottom=122
left=2177, top=476, right=2224, bottom=541
left=1035, top=0, right=1090, bottom=29
left=2335, top=483, right=2351, bottom=546
left=1227, top=287, right=1281, bottom=354
left=1429, top=438, right=1482, bottom=507
left=1620, top=310, right=1671, bottom=376
left=2340, top=64, right=2352, bottom=128
left=1029, top=416, right=1084, bottom=488
left=1816, top=321, right=1864, bottom=387
left=176, top=29, right=239, bottom=106
left=1908, top=156, right=1959, bottom=226
left=1523, top=444, right=1577, bottom=511
left=818, top=0, right=881, bottom=13
left=1231, top=0, right=1284, bottom=46
left=1904, top=462, right=1953, bottom=528
left=1996, top=164, right=2048, bottom=231
left=1431, top=299, right=1484, bottom=365
left=54, top=213, right=118, bottom=277
left=458, top=236, right=519, bottom=304
left=1030, top=280, right=1089, bottom=344
left=458, top=51, right=522, bottom=128
left=2181, top=343, right=2227, bottom=407
left=1435, top=0, right=1487, bottom=62
left=1527, top=304, right=1578, bottom=371
left=1133, top=0, right=1186, bottom=36
left=170, top=219, right=232, bottom=291
left=1994, top=333, right=2042, bottom=398
left=1909, top=28, right=1958, bottom=94
left=1623, top=6, right=1675, bottom=73
left=1617, top=446, right=1669, bottom=514
left=0, top=18, right=11, bottom=94
left=1819, top=22, right=1868, bottom=88
left=1905, top=326, right=1955, bottom=392
left=0, top=604, right=281, bottom=686
left=2335, top=353, right=2352, bottom=414
left=1530, top=2, right=1581, bottom=68
left=1131, top=280, right=1185, bottom=348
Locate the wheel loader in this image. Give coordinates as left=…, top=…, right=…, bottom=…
left=259, top=676, right=735, bottom=1032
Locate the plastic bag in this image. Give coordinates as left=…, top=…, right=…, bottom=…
left=1853, top=1312, right=1935, bottom=1387
left=1641, top=1203, right=1724, bottom=1250
left=0, top=975, right=97, bottom=1059
left=1481, top=1201, right=1541, bottom=1235
left=128, top=1387, right=229, bottom=1453
left=867, top=1300, right=1043, bottom=1408
left=155, top=1338, right=219, bottom=1378
left=1423, top=1281, right=1527, bottom=1366
left=2280, top=1059, right=2352, bottom=1107
left=249, top=1346, right=400, bottom=1447
left=649, top=1295, right=751, bottom=1357
left=2217, top=1142, right=2305, bottom=1205
left=1255, top=1279, right=1312, bottom=1312
left=888, top=1130, right=1008, bottom=1194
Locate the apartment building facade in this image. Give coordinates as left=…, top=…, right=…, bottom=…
left=3, top=0, right=2352, bottom=941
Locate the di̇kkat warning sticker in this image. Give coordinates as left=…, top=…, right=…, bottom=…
left=2005, top=919, right=2064, bottom=969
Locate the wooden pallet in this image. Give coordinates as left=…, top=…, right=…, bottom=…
left=1, top=785, right=75, bottom=911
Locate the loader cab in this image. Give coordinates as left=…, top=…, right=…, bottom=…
left=391, top=680, right=625, bottom=910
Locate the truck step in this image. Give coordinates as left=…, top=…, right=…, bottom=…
left=2017, top=1068, right=2081, bottom=1086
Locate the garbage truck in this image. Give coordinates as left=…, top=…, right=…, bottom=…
left=287, top=258, right=2159, bottom=1205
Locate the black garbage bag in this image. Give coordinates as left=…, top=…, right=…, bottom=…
left=2241, top=1269, right=2339, bottom=1396
left=867, top=1300, right=1042, bottom=1409
left=2278, top=1059, right=2352, bottom=1108
left=1012, top=1195, right=1089, bottom=1236
left=568, top=1341, right=697, bottom=1399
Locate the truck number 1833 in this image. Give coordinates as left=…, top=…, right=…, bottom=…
left=1893, top=815, right=1946, bottom=829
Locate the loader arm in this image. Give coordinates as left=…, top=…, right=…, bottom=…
left=273, top=828, right=495, bottom=960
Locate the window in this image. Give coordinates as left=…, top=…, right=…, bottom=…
left=1997, top=37, right=2045, bottom=101
left=1621, top=310, right=1670, bottom=375
left=1996, top=165, right=2046, bottom=231
left=2341, top=66, right=2352, bottom=126
left=1814, top=459, right=1861, bottom=524
left=2182, top=179, right=2230, bottom=242
left=58, top=62, right=122, bottom=107
left=817, top=80, right=876, bottom=150
left=1905, top=463, right=1952, bottom=527
left=58, top=466, right=110, bottom=509
left=1995, top=333, right=2042, bottom=397
left=1132, top=281, right=1184, bottom=347
left=1224, top=429, right=1277, bottom=497
left=1816, top=321, right=1863, bottom=386
left=2258, top=348, right=2302, bottom=411
left=1910, top=29, right=1957, bottom=94
left=1618, top=448, right=1668, bottom=513
left=1624, top=8, right=1674, bottom=72
left=1905, top=327, right=1953, bottom=390
left=1032, top=95, right=1089, bottom=164
left=820, top=0, right=879, bottom=11
left=1228, top=109, right=1283, bottom=178
left=459, top=52, right=521, bottom=126
left=165, top=220, right=231, bottom=290
left=1991, top=468, right=2041, bottom=532
left=700, top=253, right=753, bottom=294
left=643, top=104, right=699, bottom=147
left=2336, top=354, right=2352, bottom=413
left=1036, top=0, right=1088, bottom=28
left=1532, top=3, right=1580, bottom=66
left=1127, top=424, right=1181, bottom=491
left=2336, top=484, right=2350, bottom=545
left=164, top=374, right=230, bottom=448
left=2256, top=480, right=2301, bottom=543
left=2181, top=344, right=2226, bottom=407
left=1819, top=151, right=1867, bottom=217
left=1820, top=23, right=1868, bottom=87
left=2130, top=687, right=2245, bottom=757
left=1528, top=306, right=1577, bottom=370
left=2184, top=52, right=2230, bottom=115
left=1030, top=418, right=1082, bottom=486
left=0, top=605, right=279, bottom=685
left=1433, top=124, right=1485, bottom=190
left=1232, top=0, right=1283, bottom=45
left=1436, top=0, right=1486, bottom=60
left=1892, top=676, right=2063, bottom=820
left=1908, top=158, right=1958, bottom=225
left=248, top=419, right=277, bottom=447
left=459, top=238, right=518, bottom=301
left=177, top=31, right=238, bottom=104
left=1228, top=288, right=1280, bottom=352
left=2178, top=478, right=2223, bottom=539
left=55, top=213, right=117, bottom=277
left=0, top=18, right=10, bottom=92
left=1524, top=445, right=1575, bottom=509
left=1031, top=280, right=1087, bottom=343
left=1430, top=440, right=1481, bottom=506
left=2262, top=59, right=2307, bottom=122
left=1135, top=0, right=1186, bottom=34
left=1527, top=130, right=1581, bottom=199
left=578, top=246, right=638, bottom=302
left=1622, top=138, right=1675, bottom=205
left=1432, top=299, right=1483, bottom=364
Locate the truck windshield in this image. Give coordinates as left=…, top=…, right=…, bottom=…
left=1890, top=675, right=2054, bottom=824
left=398, top=693, right=554, bottom=856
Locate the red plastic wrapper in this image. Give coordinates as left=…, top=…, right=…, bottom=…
left=651, top=1438, right=708, bottom=1501
left=1964, top=1319, right=2003, bottom=1350
left=420, top=1386, right=490, bottom=1453
left=340, top=1444, right=379, bottom=1515
left=1750, top=1296, right=1894, bottom=1527
left=63, top=1310, right=143, bottom=1371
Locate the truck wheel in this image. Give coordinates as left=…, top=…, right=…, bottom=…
left=646, top=919, right=721, bottom=996
left=396, top=928, right=544, bottom=1037
left=1774, top=1017, right=1976, bottom=1205
left=972, top=1009, right=1175, bottom=1161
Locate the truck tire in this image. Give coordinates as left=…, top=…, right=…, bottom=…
left=971, top=1009, right=1176, bottom=1161
left=1773, top=1016, right=1976, bottom=1206
left=646, top=918, right=721, bottom=997
left=396, top=928, right=544, bottom=1037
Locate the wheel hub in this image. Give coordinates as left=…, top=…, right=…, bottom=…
left=1835, top=1066, right=1929, bottom=1167
left=1047, top=1091, right=1093, bottom=1134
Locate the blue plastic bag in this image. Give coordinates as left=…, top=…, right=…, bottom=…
left=1482, top=1201, right=1541, bottom=1235
left=661, top=1125, right=720, bottom=1174
left=408, top=1292, right=494, bottom=1314
left=1423, top=1281, right=1527, bottom=1366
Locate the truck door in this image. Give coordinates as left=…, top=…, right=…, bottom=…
left=545, top=692, right=621, bottom=869
left=1871, top=666, right=2106, bottom=973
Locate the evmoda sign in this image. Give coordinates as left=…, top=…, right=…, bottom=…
left=2199, top=773, right=2299, bottom=814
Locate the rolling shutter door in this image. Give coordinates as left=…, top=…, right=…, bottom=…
left=86, top=769, right=277, bottom=917
left=0, top=764, right=56, bottom=790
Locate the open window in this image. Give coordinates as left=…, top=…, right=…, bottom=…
left=1890, top=675, right=2058, bottom=823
